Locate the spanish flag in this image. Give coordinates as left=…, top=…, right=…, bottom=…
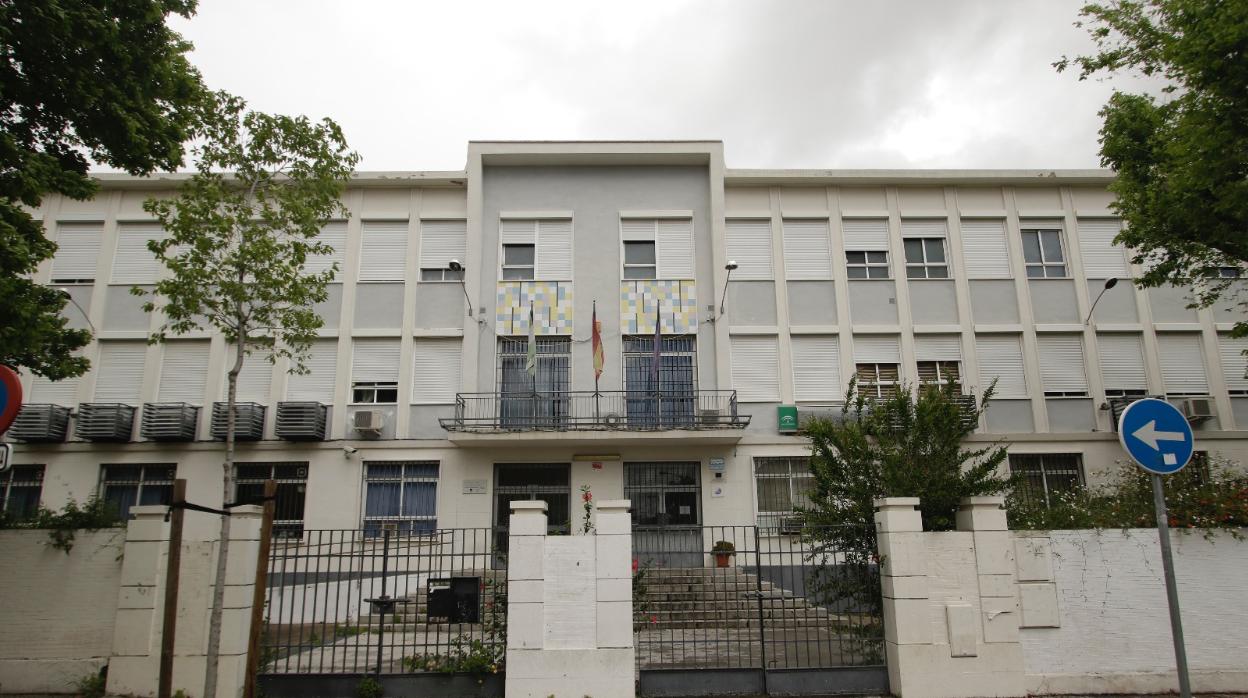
left=592, top=301, right=605, bottom=382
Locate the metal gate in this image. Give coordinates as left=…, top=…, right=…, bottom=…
left=492, top=462, right=570, bottom=565
left=633, top=525, right=887, bottom=697
left=625, top=462, right=703, bottom=567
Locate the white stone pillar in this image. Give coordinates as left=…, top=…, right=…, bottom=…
left=875, top=497, right=930, bottom=698
left=107, top=506, right=168, bottom=697
left=211, top=504, right=263, bottom=698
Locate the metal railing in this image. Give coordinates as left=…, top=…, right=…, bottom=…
left=440, top=390, right=749, bottom=432
left=632, top=525, right=884, bottom=672
left=262, top=528, right=505, bottom=676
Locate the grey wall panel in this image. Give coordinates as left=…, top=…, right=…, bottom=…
left=984, top=399, right=1034, bottom=433
left=1147, top=286, right=1199, bottom=323
left=103, top=284, right=153, bottom=331
left=354, top=283, right=405, bottom=329
left=1029, top=279, right=1080, bottom=324
left=908, top=280, right=959, bottom=324
left=1086, top=279, right=1137, bottom=324
left=726, top=281, right=777, bottom=326
left=1213, top=280, right=1246, bottom=323
left=414, top=283, right=466, bottom=328
left=314, top=283, right=342, bottom=330
left=848, top=280, right=899, bottom=325
left=345, top=405, right=397, bottom=440
left=1232, top=398, right=1248, bottom=431
left=969, top=280, right=1020, bottom=324
left=481, top=165, right=713, bottom=392
left=736, top=402, right=781, bottom=436
left=1046, top=398, right=1095, bottom=432
left=408, top=404, right=454, bottom=439
left=57, top=285, right=94, bottom=331
left=787, top=281, right=837, bottom=325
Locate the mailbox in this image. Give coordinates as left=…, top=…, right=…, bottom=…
left=426, top=576, right=480, bottom=623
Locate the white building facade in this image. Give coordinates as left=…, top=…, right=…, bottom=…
left=5, top=140, right=1247, bottom=539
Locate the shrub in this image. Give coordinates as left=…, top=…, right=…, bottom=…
left=0, top=496, right=122, bottom=552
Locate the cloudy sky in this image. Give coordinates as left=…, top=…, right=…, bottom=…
left=169, top=0, right=1143, bottom=172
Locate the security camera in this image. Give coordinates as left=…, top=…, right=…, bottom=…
left=343, top=446, right=358, bottom=457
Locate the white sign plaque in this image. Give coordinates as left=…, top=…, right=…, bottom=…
left=543, top=537, right=596, bottom=649
left=462, top=479, right=486, bottom=494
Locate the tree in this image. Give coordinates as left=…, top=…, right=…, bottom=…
left=1056, top=0, right=1248, bottom=338
left=0, top=0, right=204, bottom=378
left=798, top=382, right=1009, bottom=619
left=141, top=91, right=358, bottom=698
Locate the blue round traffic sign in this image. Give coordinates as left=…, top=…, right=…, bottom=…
left=0, top=365, right=23, bottom=434
left=1117, top=398, right=1195, bottom=475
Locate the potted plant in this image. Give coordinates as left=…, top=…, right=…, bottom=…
left=712, top=540, right=735, bottom=568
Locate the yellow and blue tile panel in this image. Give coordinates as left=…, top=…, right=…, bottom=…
left=620, top=280, right=698, bottom=334
left=496, top=281, right=574, bottom=335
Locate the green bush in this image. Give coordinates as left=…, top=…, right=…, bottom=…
left=0, top=497, right=122, bottom=552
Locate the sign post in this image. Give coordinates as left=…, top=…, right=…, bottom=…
left=1117, top=398, right=1194, bottom=698
left=0, top=365, right=23, bottom=473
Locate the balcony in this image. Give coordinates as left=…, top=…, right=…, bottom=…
left=211, top=402, right=267, bottom=441
left=275, top=401, right=329, bottom=441
left=440, top=390, right=749, bottom=445
left=140, top=403, right=200, bottom=441
left=8, top=404, right=71, bottom=443
left=75, top=403, right=137, bottom=442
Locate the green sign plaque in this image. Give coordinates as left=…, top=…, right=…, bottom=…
left=777, top=405, right=798, bottom=433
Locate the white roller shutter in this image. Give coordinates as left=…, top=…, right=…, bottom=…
left=51, top=222, right=102, bottom=280
left=286, top=340, right=337, bottom=402
left=352, top=339, right=401, bottom=383
left=914, top=335, right=962, bottom=361
left=731, top=335, right=780, bottom=402
left=621, top=219, right=656, bottom=241
left=111, top=223, right=165, bottom=283
left=1219, top=334, right=1248, bottom=391
left=94, top=341, right=147, bottom=403
left=536, top=219, right=573, bottom=280
left=656, top=218, right=694, bottom=279
left=1158, top=334, right=1209, bottom=394
left=411, top=338, right=462, bottom=404
left=305, top=221, right=347, bottom=276
left=959, top=220, right=1011, bottom=279
left=852, top=335, right=901, bottom=364
left=725, top=219, right=773, bottom=280
left=1098, top=333, right=1147, bottom=392
left=790, top=335, right=841, bottom=402
left=419, top=220, right=467, bottom=271
left=158, top=341, right=210, bottom=404
left=842, top=219, right=889, bottom=251
left=782, top=219, right=832, bottom=280
left=358, top=221, right=408, bottom=281
left=226, top=349, right=273, bottom=404
left=500, top=219, right=537, bottom=245
left=1078, top=219, right=1129, bottom=278
left=900, top=219, right=948, bottom=238
left=1037, top=335, right=1088, bottom=394
left=976, top=335, right=1027, bottom=398
left=28, top=374, right=80, bottom=406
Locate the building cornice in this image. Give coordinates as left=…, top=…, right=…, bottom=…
left=724, top=168, right=1116, bottom=186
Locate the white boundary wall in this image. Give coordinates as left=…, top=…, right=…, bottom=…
left=1020, top=529, right=1248, bottom=694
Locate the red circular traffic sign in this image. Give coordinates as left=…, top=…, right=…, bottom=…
left=0, top=365, right=23, bottom=434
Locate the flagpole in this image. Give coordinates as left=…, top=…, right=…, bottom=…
left=593, top=300, right=601, bottom=422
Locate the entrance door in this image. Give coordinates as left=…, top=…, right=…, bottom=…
left=492, top=463, right=570, bottom=566
left=625, top=462, right=702, bottom=567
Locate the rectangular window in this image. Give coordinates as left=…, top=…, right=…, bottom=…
left=622, top=240, right=657, bottom=280
left=754, top=457, right=814, bottom=532
left=100, top=464, right=176, bottom=521
left=1218, top=334, right=1248, bottom=396
left=1037, top=334, right=1089, bottom=397
left=412, top=338, right=462, bottom=404
left=1218, top=267, right=1241, bottom=279
left=351, top=339, right=400, bottom=404
left=625, top=335, right=698, bottom=426
left=352, top=382, right=398, bottom=404
left=724, top=219, right=774, bottom=280
left=235, top=462, right=307, bottom=538
left=498, top=337, right=571, bottom=426
left=960, top=219, right=1011, bottom=279
left=1021, top=227, right=1067, bottom=278
left=917, top=360, right=961, bottom=389
left=358, top=221, right=408, bottom=282
left=51, top=222, right=102, bottom=283
left=1009, top=453, right=1084, bottom=508
left=904, top=238, right=948, bottom=278
left=782, top=219, right=832, bottom=280
left=856, top=363, right=900, bottom=400
left=304, top=221, right=347, bottom=276
left=846, top=250, right=890, bottom=279
left=625, top=462, right=701, bottom=528
left=730, top=335, right=780, bottom=402
left=502, top=243, right=535, bottom=280
left=1099, top=333, right=1148, bottom=397
left=790, top=335, right=841, bottom=403
left=362, top=461, right=438, bottom=536
left=1, top=465, right=44, bottom=521
left=420, top=268, right=464, bottom=282
left=418, top=220, right=467, bottom=281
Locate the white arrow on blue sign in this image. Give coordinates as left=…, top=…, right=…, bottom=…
left=1117, top=398, right=1195, bottom=475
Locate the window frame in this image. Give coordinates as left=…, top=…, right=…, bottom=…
left=903, top=237, right=949, bottom=279
left=917, top=360, right=962, bottom=390
left=622, top=240, right=658, bottom=280
left=1008, top=453, right=1085, bottom=508
left=846, top=250, right=891, bottom=279
left=362, top=461, right=439, bottom=536
left=753, top=456, right=814, bottom=532
left=1, top=464, right=44, bottom=521
left=1021, top=227, right=1068, bottom=278
left=351, top=381, right=399, bottom=405
left=419, top=267, right=464, bottom=282
left=99, top=463, right=176, bottom=521
left=501, top=243, right=536, bottom=281
left=855, top=362, right=900, bottom=400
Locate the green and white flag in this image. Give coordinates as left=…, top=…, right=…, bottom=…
left=525, top=303, right=537, bottom=377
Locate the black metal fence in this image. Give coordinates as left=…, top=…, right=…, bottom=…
left=441, top=390, right=749, bottom=431
left=632, top=525, right=884, bottom=675
left=261, top=528, right=505, bottom=677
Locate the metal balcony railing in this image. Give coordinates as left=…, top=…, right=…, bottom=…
left=440, top=390, right=750, bottom=432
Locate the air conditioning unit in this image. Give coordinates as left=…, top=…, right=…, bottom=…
left=697, top=408, right=721, bottom=425
left=353, top=409, right=384, bottom=433
left=778, top=516, right=803, bottom=536
left=1181, top=397, right=1216, bottom=421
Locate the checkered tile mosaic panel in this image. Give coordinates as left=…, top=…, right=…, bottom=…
left=620, top=280, right=698, bottom=334
left=496, top=281, right=574, bottom=335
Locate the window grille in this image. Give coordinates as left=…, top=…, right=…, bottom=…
left=362, top=461, right=438, bottom=536
left=494, top=463, right=570, bottom=536
left=1008, top=454, right=1084, bottom=508
left=903, top=238, right=949, bottom=278
left=1, top=465, right=44, bottom=521
left=235, top=462, right=308, bottom=538
left=100, top=464, right=176, bottom=521
left=754, top=457, right=814, bottom=531
left=856, top=363, right=900, bottom=399
left=1021, top=227, right=1067, bottom=278
left=497, top=336, right=570, bottom=426
left=846, top=250, right=890, bottom=279
left=624, top=462, right=701, bottom=528
left=623, top=335, right=697, bottom=427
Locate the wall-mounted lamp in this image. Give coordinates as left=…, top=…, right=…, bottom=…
left=710, top=261, right=738, bottom=322
left=1084, top=277, right=1120, bottom=325
left=448, top=259, right=481, bottom=322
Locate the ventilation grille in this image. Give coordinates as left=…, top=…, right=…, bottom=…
left=275, top=401, right=328, bottom=441
left=74, top=403, right=137, bottom=442
left=211, top=402, right=267, bottom=441
left=8, top=404, right=71, bottom=443
left=140, top=403, right=200, bottom=442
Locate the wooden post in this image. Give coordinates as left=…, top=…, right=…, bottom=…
left=158, top=479, right=187, bottom=698
left=243, top=479, right=277, bottom=698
